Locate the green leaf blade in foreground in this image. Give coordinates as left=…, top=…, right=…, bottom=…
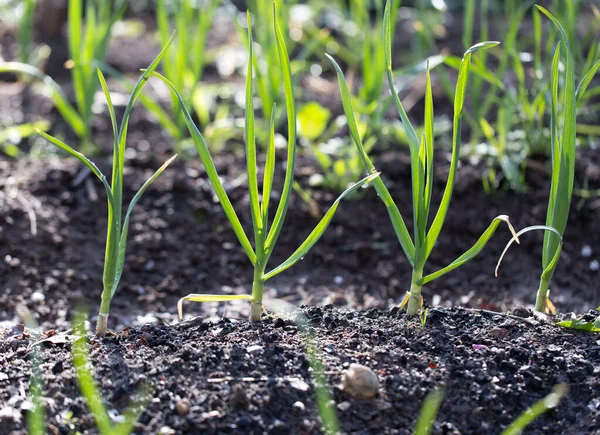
left=414, top=389, right=445, bottom=435
left=110, top=155, right=178, bottom=297
left=501, top=384, right=569, bottom=435
left=264, top=4, right=297, bottom=253
left=418, top=215, right=518, bottom=286
left=150, top=71, right=256, bottom=264
left=264, top=172, right=380, bottom=281
left=327, top=51, right=415, bottom=264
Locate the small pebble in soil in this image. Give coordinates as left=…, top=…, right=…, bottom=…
left=175, top=399, right=191, bottom=416
left=589, top=260, right=599, bottom=271
left=246, top=344, right=264, bottom=355
left=581, top=245, right=592, bottom=257
left=292, top=401, right=305, bottom=413
left=342, top=363, right=379, bottom=399
left=334, top=275, right=344, bottom=285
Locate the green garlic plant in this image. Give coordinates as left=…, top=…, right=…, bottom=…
left=37, top=38, right=176, bottom=336
left=328, top=1, right=518, bottom=316
left=162, top=8, right=378, bottom=322
left=496, top=6, right=600, bottom=313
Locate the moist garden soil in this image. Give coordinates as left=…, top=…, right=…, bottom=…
left=2, top=6, right=600, bottom=434
left=1, top=306, right=600, bottom=434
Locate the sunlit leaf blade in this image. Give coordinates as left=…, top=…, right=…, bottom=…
left=415, top=42, right=496, bottom=270
left=443, top=55, right=504, bottom=89
left=150, top=71, right=256, bottom=264
left=495, top=225, right=563, bottom=277
left=264, top=3, right=297, bottom=253
left=264, top=173, right=379, bottom=281
left=327, top=51, right=415, bottom=264
left=110, top=155, right=177, bottom=298
left=36, top=129, right=115, bottom=209
left=501, top=384, right=569, bottom=435
left=262, top=104, right=277, bottom=230
left=537, top=6, right=576, bottom=275
left=245, top=12, right=262, bottom=235
left=178, top=294, right=253, bottom=320
left=96, top=68, right=118, bottom=147
left=419, top=215, right=518, bottom=286
left=576, top=58, right=600, bottom=103
left=556, top=318, right=600, bottom=332
left=0, top=62, right=85, bottom=136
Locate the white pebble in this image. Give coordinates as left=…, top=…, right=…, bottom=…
left=581, top=245, right=592, bottom=257
left=590, top=260, right=600, bottom=271
left=334, top=275, right=344, bottom=285
left=246, top=345, right=264, bottom=355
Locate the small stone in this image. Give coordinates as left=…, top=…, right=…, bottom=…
left=334, top=275, right=344, bottom=285
left=342, top=363, right=379, bottom=399
left=246, top=344, right=264, bottom=355
left=511, top=306, right=532, bottom=318
left=292, top=401, right=305, bottom=413
left=31, top=292, right=45, bottom=303
left=582, top=245, right=592, bottom=257
left=289, top=379, right=310, bottom=392
left=337, top=400, right=351, bottom=411
left=175, top=399, right=191, bottom=416
left=589, top=260, right=599, bottom=271
left=158, top=426, right=175, bottom=435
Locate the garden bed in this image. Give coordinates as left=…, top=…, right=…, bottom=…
left=2, top=306, right=600, bottom=434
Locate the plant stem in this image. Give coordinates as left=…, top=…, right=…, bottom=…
left=96, top=296, right=111, bottom=337
left=406, top=269, right=424, bottom=316
left=535, top=275, right=551, bottom=312
left=250, top=264, right=264, bottom=322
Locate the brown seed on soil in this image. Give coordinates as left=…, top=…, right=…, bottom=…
left=342, top=363, right=379, bottom=399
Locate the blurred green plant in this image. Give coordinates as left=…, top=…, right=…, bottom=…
left=165, top=8, right=378, bottom=322
left=156, top=0, right=218, bottom=147
left=329, top=1, right=518, bottom=316
left=37, top=40, right=176, bottom=336
left=0, top=0, right=125, bottom=153
left=72, top=311, right=149, bottom=434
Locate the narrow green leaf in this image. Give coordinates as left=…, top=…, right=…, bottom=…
left=96, top=68, right=118, bottom=144
left=328, top=51, right=415, bottom=264
left=495, top=225, right=563, bottom=277
left=36, top=129, right=114, bottom=209
left=150, top=71, right=256, bottom=264
left=264, top=3, right=297, bottom=254
left=415, top=42, right=497, bottom=270
left=178, top=294, right=253, bottom=320
left=264, top=173, right=379, bottom=281
left=245, top=12, right=262, bottom=235
left=110, top=155, right=177, bottom=298
left=418, top=215, right=518, bottom=286
left=415, top=389, right=445, bottom=435
left=576, top=58, right=600, bottom=103
left=501, top=384, right=569, bottom=435
left=0, top=62, right=85, bottom=136
left=262, top=103, right=277, bottom=231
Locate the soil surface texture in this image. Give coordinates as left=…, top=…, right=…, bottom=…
left=1, top=306, right=599, bottom=434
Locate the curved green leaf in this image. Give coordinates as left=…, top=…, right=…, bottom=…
left=150, top=71, right=256, bottom=264
left=264, top=173, right=379, bottom=281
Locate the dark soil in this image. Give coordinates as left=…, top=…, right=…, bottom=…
left=2, top=306, right=600, bottom=434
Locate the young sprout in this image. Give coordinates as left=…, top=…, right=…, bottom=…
left=37, top=37, right=177, bottom=336
left=496, top=6, right=600, bottom=313
left=156, top=8, right=378, bottom=322
left=328, top=1, right=518, bottom=316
